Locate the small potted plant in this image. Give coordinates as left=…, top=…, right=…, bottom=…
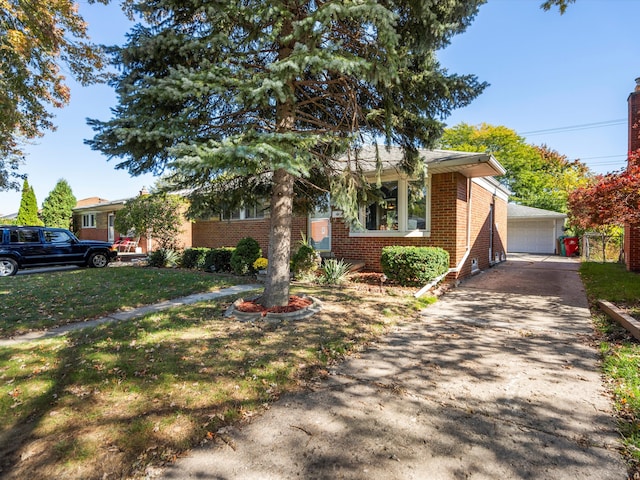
left=253, top=257, right=269, bottom=282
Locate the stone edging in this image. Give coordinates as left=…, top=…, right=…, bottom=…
left=598, top=300, right=640, bottom=341
left=225, top=296, right=323, bottom=323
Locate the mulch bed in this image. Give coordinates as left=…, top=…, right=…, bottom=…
left=236, top=295, right=313, bottom=314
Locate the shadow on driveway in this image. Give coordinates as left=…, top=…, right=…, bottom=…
left=159, top=255, right=626, bottom=480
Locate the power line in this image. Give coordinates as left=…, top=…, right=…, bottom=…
left=519, top=119, right=626, bottom=136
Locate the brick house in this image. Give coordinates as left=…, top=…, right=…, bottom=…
left=73, top=146, right=509, bottom=279
left=625, top=78, right=640, bottom=271
left=193, top=146, right=509, bottom=279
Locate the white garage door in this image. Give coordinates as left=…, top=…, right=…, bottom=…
left=508, top=220, right=556, bottom=254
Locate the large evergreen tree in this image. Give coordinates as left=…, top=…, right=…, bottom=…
left=16, top=178, right=42, bottom=226
left=41, top=179, right=77, bottom=228
left=88, top=0, right=487, bottom=307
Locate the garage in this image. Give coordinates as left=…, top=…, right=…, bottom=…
left=507, top=204, right=567, bottom=254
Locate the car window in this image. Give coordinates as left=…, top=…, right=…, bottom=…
left=9, top=229, right=40, bottom=243
left=44, top=230, right=73, bottom=244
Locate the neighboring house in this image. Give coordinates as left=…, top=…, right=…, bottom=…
left=507, top=204, right=566, bottom=255
left=73, top=146, right=509, bottom=279
left=73, top=197, right=132, bottom=247
left=625, top=78, right=640, bottom=271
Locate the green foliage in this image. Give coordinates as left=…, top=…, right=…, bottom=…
left=148, top=249, right=180, bottom=268
left=205, top=247, right=235, bottom=273
left=181, top=248, right=210, bottom=269
left=230, top=238, right=261, bottom=275
left=292, top=243, right=318, bottom=277
left=318, top=259, right=351, bottom=285
left=16, top=179, right=43, bottom=226
left=87, top=0, right=488, bottom=306
left=115, top=193, right=185, bottom=250
left=0, top=0, right=106, bottom=191
left=381, top=246, right=449, bottom=287
left=439, top=123, right=591, bottom=213
left=41, top=179, right=76, bottom=228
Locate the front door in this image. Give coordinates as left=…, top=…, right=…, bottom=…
left=108, top=214, right=115, bottom=243
left=309, top=202, right=331, bottom=252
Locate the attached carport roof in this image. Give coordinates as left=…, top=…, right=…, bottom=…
left=508, top=203, right=567, bottom=220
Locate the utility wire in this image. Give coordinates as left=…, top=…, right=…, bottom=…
left=519, top=119, right=626, bottom=136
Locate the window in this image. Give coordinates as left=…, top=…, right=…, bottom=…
left=9, top=228, right=40, bottom=243
left=44, top=229, right=74, bottom=244
left=222, top=202, right=266, bottom=220
left=356, top=176, right=430, bottom=236
left=82, top=213, right=96, bottom=228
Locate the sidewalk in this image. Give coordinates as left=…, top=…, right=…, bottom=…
left=159, top=255, right=626, bottom=479
left=0, top=284, right=262, bottom=347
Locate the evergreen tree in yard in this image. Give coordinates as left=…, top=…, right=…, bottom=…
left=41, top=179, right=77, bottom=228
left=16, top=179, right=42, bottom=226
left=88, top=0, right=487, bottom=307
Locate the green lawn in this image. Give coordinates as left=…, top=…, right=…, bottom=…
left=0, top=269, right=417, bottom=480
left=580, top=261, right=640, bottom=472
left=0, top=266, right=252, bottom=337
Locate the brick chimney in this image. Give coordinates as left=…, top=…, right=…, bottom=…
left=625, top=78, right=640, bottom=271
left=629, top=77, right=640, bottom=162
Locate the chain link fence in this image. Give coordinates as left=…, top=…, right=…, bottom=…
left=581, top=233, right=624, bottom=263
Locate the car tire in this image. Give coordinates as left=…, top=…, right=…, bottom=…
left=88, top=252, right=109, bottom=268
left=0, top=258, right=18, bottom=276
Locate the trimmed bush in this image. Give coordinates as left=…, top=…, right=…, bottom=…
left=230, top=238, right=262, bottom=275
left=181, top=248, right=209, bottom=269
left=205, top=247, right=235, bottom=273
left=380, top=246, right=449, bottom=286
left=292, top=243, right=318, bottom=277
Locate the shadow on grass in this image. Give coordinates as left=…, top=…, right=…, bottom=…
left=0, top=286, right=408, bottom=479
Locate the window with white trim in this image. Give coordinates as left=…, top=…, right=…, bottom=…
left=221, top=203, right=267, bottom=220
left=82, top=213, right=96, bottom=228
left=357, top=176, right=430, bottom=235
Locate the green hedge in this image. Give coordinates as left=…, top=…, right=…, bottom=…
left=180, top=247, right=235, bottom=272
left=205, top=247, right=235, bottom=273
left=181, top=248, right=210, bottom=269
left=380, top=246, right=450, bottom=286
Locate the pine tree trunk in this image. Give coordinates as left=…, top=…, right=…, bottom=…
left=263, top=167, right=295, bottom=307
left=262, top=15, right=295, bottom=309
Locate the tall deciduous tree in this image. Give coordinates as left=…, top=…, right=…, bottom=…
left=41, top=179, right=77, bottom=228
left=439, top=123, right=591, bottom=212
left=16, top=178, right=42, bottom=225
left=0, top=0, right=107, bottom=190
left=88, top=0, right=488, bottom=307
left=114, top=193, right=185, bottom=250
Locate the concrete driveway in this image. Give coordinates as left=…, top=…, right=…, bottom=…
left=159, top=254, right=626, bottom=480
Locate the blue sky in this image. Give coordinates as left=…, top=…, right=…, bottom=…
left=1, top=0, right=638, bottom=215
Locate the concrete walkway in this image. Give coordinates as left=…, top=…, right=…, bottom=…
left=0, top=284, right=262, bottom=347
left=159, top=254, right=627, bottom=480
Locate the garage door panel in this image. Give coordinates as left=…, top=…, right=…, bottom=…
left=508, top=220, right=555, bottom=254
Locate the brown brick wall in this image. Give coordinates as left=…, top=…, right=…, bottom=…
left=329, top=173, right=507, bottom=277
left=192, top=216, right=308, bottom=257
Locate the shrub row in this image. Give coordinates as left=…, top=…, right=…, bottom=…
left=178, top=243, right=449, bottom=287
left=181, top=247, right=235, bottom=272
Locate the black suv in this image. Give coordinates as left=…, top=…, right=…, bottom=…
left=0, top=226, right=117, bottom=276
